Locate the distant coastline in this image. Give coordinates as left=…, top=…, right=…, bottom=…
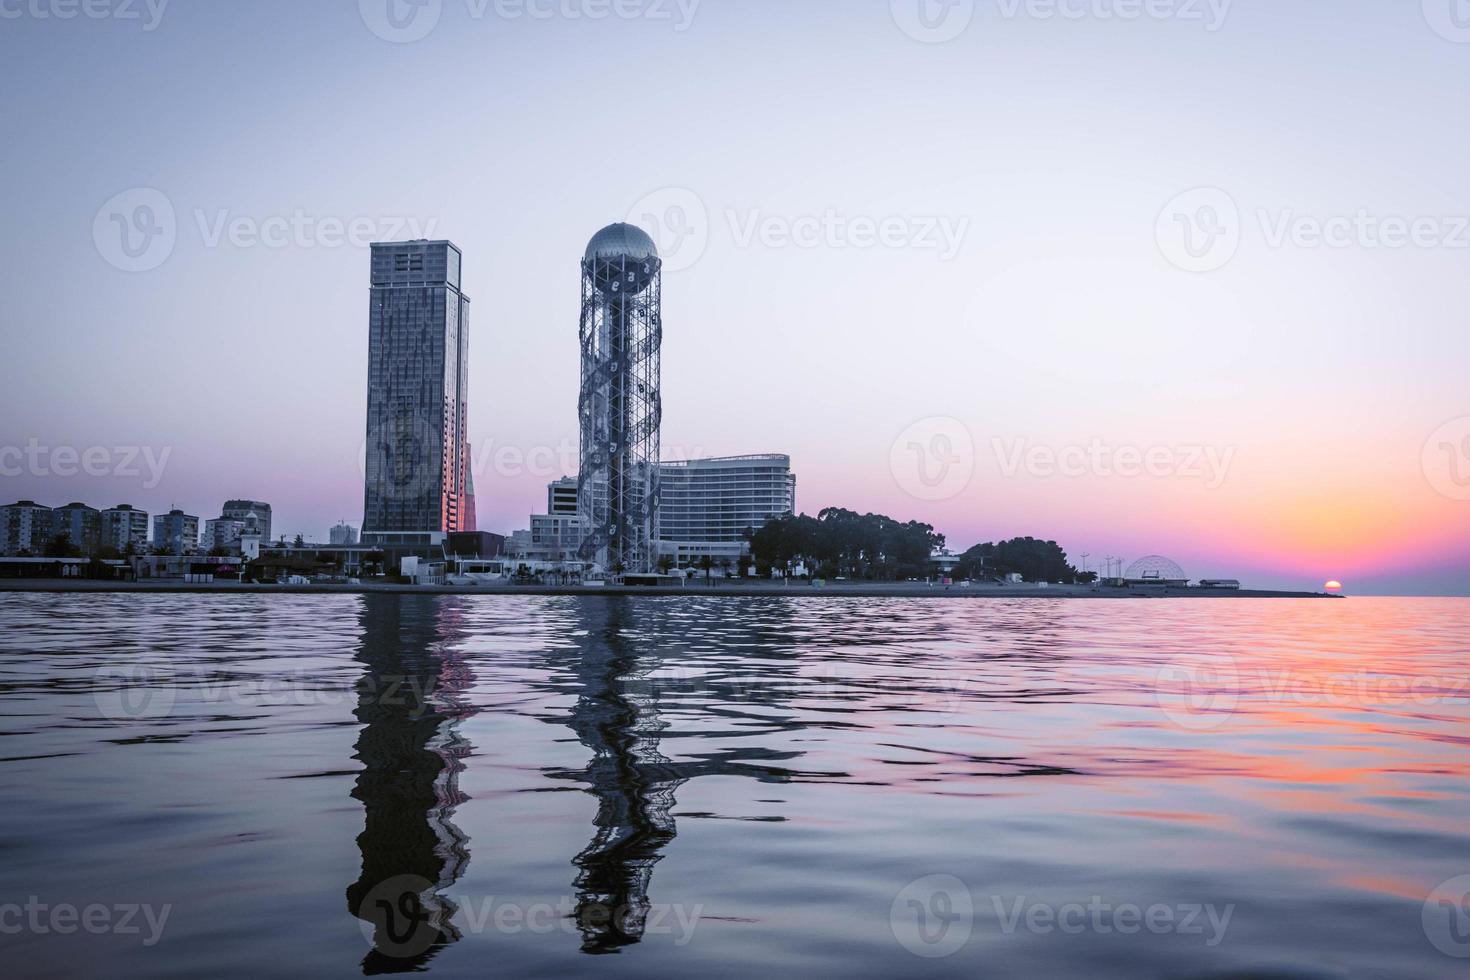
left=0, top=579, right=1338, bottom=599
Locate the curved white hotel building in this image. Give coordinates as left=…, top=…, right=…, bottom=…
left=657, top=455, right=796, bottom=567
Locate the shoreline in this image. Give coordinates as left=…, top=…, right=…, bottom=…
left=0, top=579, right=1337, bottom=599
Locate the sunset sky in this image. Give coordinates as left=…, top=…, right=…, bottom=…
left=1, top=1, right=1466, bottom=594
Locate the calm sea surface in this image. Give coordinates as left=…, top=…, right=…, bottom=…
left=0, top=594, right=1467, bottom=978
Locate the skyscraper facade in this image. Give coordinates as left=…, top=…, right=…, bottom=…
left=578, top=224, right=662, bottom=575
left=362, top=241, right=472, bottom=554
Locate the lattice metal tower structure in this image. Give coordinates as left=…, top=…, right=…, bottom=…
left=578, top=224, right=663, bottom=574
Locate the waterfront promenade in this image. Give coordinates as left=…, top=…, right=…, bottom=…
left=0, top=579, right=1334, bottom=599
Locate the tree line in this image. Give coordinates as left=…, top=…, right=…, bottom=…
left=748, top=512, right=1094, bottom=585
left=953, top=537, right=1095, bottom=584
left=747, top=508, right=944, bottom=581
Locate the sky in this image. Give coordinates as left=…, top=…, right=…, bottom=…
left=0, top=0, right=1467, bottom=595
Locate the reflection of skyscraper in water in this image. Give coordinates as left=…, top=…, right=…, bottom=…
left=346, top=595, right=474, bottom=973
left=561, top=597, right=683, bottom=953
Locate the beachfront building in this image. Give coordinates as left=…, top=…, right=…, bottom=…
left=507, top=480, right=584, bottom=564
left=202, top=517, right=246, bottom=554
left=52, top=502, right=102, bottom=555
left=101, top=505, right=150, bottom=555
left=548, top=477, right=578, bottom=515
left=361, top=240, right=472, bottom=562
left=220, top=500, right=272, bottom=544
left=202, top=502, right=270, bottom=554
left=0, top=500, right=54, bottom=556
left=657, top=455, right=797, bottom=568
left=152, top=509, right=199, bottom=555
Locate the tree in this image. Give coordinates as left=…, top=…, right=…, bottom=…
left=748, top=509, right=944, bottom=581
left=293, top=533, right=305, bottom=547
left=657, top=553, right=675, bottom=574
left=955, top=537, right=1082, bottom=584
left=43, top=534, right=79, bottom=559
left=699, top=554, right=714, bottom=584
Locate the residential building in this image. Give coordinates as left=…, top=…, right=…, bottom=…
left=658, top=455, right=797, bottom=567
left=362, top=240, right=472, bottom=560
left=101, top=505, right=150, bottom=555
left=52, top=502, right=102, bottom=555
left=0, top=500, right=53, bottom=556
left=152, top=509, right=199, bottom=555
left=330, top=522, right=359, bottom=546
left=505, top=479, right=583, bottom=563
left=548, top=477, right=578, bottom=516
left=221, top=500, right=272, bottom=543
left=203, top=517, right=247, bottom=554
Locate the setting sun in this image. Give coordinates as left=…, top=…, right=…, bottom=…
left=1325, top=581, right=1344, bottom=592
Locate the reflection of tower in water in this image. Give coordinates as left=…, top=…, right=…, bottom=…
left=346, top=596, right=475, bottom=973
left=562, top=597, right=684, bottom=953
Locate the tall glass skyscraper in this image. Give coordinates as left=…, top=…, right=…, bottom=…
left=362, top=241, right=472, bottom=554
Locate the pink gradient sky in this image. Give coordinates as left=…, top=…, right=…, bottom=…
left=0, top=2, right=1466, bottom=594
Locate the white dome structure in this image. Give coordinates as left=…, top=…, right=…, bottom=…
left=1125, top=555, right=1188, bottom=583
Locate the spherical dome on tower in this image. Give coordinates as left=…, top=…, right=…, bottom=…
left=584, top=223, right=658, bottom=264
left=1125, top=555, right=1188, bottom=582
